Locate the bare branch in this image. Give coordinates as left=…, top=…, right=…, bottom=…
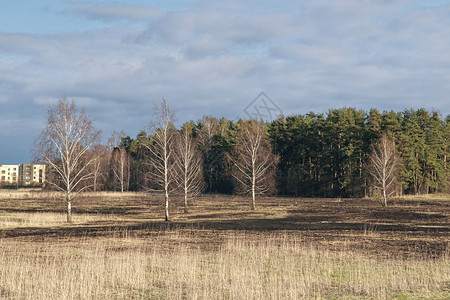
left=174, top=124, right=205, bottom=212
left=111, top=146, right=131, bottom=192
left=142, top=99, right=176, bottom=221
left=368, top=134, right=399, bottom=206
left=230, top=120, right=278, bottom=209
left=34, top=98, right=101, bottom=222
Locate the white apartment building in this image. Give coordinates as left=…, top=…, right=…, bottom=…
left=19, top=164, right=46, bottom=187
left=0, top=163, right=46, bottom=187
left=0, top=164, right=20, bottom=186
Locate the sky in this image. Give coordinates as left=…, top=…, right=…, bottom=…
left=1, top=0, right=450, bottom=163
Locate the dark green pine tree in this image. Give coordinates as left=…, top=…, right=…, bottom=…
left=424, top=112, right=447, bottom=193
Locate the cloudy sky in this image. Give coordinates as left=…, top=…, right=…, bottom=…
left=1, top=0, right=450, bottom=163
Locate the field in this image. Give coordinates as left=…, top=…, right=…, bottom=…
left=0, top=191, right=449, bottom=299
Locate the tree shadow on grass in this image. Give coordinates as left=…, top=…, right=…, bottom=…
left=2, top=208, right=448, bottom=239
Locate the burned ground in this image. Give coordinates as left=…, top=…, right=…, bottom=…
left=0, top=193, right=448, bottom=259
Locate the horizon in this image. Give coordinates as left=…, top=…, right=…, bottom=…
left=1, top=104, right=447, bottom=165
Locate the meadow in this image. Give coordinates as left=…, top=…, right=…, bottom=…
left=0, top=190, right=449, bottom=299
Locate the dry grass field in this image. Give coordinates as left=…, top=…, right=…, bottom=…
left=0, top=190, right=449, bottom=299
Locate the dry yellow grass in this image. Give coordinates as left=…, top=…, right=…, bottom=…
left=0, top=190, right=148, bottom=200
left=0, top=190, right=449, bottom=299
left=0, top=231, right=448, bottom=300
left=397, top=193, right=450, bottom=200
left=0, top=212, right=126, bottom=228
left=0, top=189, right=61, bottom=200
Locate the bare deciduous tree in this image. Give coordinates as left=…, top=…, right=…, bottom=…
left=107, top=130, right=130, bottom=192
left=230, top=120, right=278, bottom=210
left=108, top=130, right=126, bottom=151
left=175, top=124, right=204, bottom=213
left=368, top=134, right=399, bottom=206
left=111, top=146, right=130, bottom=192
left=90, top=144, right=109, bottom=192
left=143, top=100, right=176, bottom=221
left=198, top=116, right=218, bottom=147
left=35, top=98, right=101, bottom=222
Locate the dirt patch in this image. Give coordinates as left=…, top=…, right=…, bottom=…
left=0, top=194, right=448, bottom=258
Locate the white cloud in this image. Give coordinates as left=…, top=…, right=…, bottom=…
left=73, top=4, right=164, bottom=22
left=1, top=0, right=450, bottom=162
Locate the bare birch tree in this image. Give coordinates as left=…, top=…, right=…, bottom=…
left=143, top=100, right=176, bottom=221
left=107, top=130, right=130, bottom=192
left=198, top=116, right=218, bottom=147
left=90, top=144, right=109, bottom=192
left=111, top=146, right=130, bottom=192
left=175, top=124, right=204, bottom=213
left=368, top=134, right=399, bottom=206
left=108, top=130, right=126, bottom=151
left=35, top=98, right=101, bottom=223
left=230, top=120, right=278, bottom=210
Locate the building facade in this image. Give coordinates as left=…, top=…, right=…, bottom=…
left=0, top=164, right=46, bottom=187
left=19, top=164, right=46, bottom=187
left=0, top=165, right=20, bottom=187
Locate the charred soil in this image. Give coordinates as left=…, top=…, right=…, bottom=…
left=0, top=193, right=448, bottom=259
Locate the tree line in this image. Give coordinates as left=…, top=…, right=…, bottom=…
left=35, top=99, right=449, bottom=222
left=111, top=107, right=449, bottom=198
left=270, top=108, right=449, bottom=198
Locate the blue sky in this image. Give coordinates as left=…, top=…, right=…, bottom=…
left=1, top=0, right=450, bottom=163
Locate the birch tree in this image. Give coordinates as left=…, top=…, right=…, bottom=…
left=175, top=124, right=204, bottom=213
left=231, top=120, right=278, bottom=210
left=108, top=130, right=126, bottom=151
left=368, top=134, right=399, bottom=206
left=143, top=100, right=176, bottom=221
left=35, top=98, right=101, bottom=222
left=111, top=146, right=130, bottom=192
left=107, top=130, right=130, bottom=192
left=90, top=144, right=109, bottom=192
